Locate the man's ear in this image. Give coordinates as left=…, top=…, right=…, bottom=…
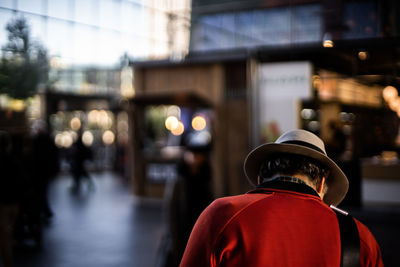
left=257, top=176, right=261, bottom=185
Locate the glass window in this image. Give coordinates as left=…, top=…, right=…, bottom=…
left=121, top=34, right=145, bottom=58
left=191, top=7, right=293, bottom=51
left=99, top=0, right=118, bottom=29
left=48, top=0, right=73, bottom=21
left=47, top=20, right=71, bottom=59
left=191, top=4, right=325, bottom=52
left=258, top=8, right=291, bottom=45
left=72, top=25, right=97, bottom=64
left=235, top=12, right=257, bottom=47
left=0, top=10, right=13, bottom=45
left=96, top=30, right=123, bottom=65
left=121, top=2, right=143, bottom=34
left=18, top=0, right=42, bottom=15
left=344, top=2, right=379, bottom=39
left=0, top=0, right=14, bottom=9
left=24, top=14, right=46, bottom=44
left=75, top=0, right=96, bottom=26
left=292, top=4, right=322, bottom=44
left=0, top=0, right=15, bottom=8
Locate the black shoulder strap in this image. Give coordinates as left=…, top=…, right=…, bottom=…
left=331, top=205, right=360, bottom=267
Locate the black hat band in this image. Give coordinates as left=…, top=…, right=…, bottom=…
left=281, top=140, right=325, bottom=155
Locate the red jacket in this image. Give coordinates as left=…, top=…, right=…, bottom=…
left=180, top=181, right=384, bottom=267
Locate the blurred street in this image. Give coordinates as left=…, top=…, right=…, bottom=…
left=14, top=172, right=165, bottom=267
left=10, top=171, right=400, bottom=267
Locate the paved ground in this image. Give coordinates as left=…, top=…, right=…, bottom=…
left=15, top=172, right=166, bottom=267
left=13, top=171, right=400, bottom=267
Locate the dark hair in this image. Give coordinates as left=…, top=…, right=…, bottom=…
left=259, top=153, right=329, bottom=188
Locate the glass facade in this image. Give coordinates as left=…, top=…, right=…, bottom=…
left=0, top=0, right=191, bottom=98
left=0, top=0, right=191, bottom=66
left=343, top=2, right=380, bottom=39
left=0, top=0, right=192, bottom=173
left=190, top=4, right=322, bottom=52
left=190, top=1, right=387, bottom=52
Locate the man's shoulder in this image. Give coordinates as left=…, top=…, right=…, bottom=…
left=352, top=218, right=384, bottom=266
left=193, top=193, right=267, bottom=237
left=203, top=193, right=267, bottom=220
left=353, top=218, right=380, bottom=250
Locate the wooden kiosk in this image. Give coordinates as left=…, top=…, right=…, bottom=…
left=129, top=59, right=251, bottom=198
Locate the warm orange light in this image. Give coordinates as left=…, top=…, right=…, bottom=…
left=98, top=110, right=109, bottom=128
left=165, top=116, right=179, bottom=130
left=70, top=117, right=81, bottom=131
left=171, top=121, right=184, bottom=136
left=312, top=75, right=321, bottom=89
left=192, top=115, right=206, bottom=131
left=102, top=130, right=115, bottom=145
left=322, top=33, right=334, bottom=48
left=9, top=99, right=25, bottom=111
left=54, top=133, right=63, bottom=148
left=389, top=98, right=400, bottom=111
left=383, top=86, right=398, bottom=101
left=88, top=110, right=99, bottom=125
left=323, top=40, right=334, bottom=48
left=56, top=131, right=73, bottom=148
left=358, top=51, right=368, bottom=60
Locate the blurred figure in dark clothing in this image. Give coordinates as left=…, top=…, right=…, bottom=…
left=326, top=120, right=347, bottom=162
left=0, top=131, right=24, bottom=267
left=69, top=132, right=93, bottom=193
left=179, top=145, right=213, bottom=232
left=31, top=120, right=59, bottom=218
left=164, top=144, right=213, bottom=266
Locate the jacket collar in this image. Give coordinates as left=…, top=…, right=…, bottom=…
left=249, top=180, right=320, bottom=198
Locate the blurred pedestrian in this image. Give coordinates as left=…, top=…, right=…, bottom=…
left=181, top=145, right=212, bottom=246
left=0, top=131, right=24, bottom=267
left=180, top=129, right=383, bottom=267
left=31, top=120, right=59, bottom=218
left=326, top=120, right=347, bottom=161
left=164, top=144, right=213, bottom=267
left=69, top=132, right=93, bottom=193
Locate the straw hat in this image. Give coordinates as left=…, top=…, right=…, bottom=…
left=244, top=129, right=348, bottom=206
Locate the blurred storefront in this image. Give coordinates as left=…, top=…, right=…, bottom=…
left=43, top=92, right=121, bottom=172
left=129, top=60, right=250, bottom=198
left=24, top=66, right=131, bottom=175
left=129, top=48, right=400, bottom=207
left=0, top=0, right=192, bottom=177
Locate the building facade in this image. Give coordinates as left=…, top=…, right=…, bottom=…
left=129, top=0, right=400, bottom=205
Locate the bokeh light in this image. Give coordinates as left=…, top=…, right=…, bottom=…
left=323, top=40, right=333, bottom=48
left=165, top=116, right=179, bottom=130
left=82, top=130, right=94, bottom=146
left=54, top=131, right=74, bottom=148
left=102, top=130, right=115, bottom=145
left=383, top=86, right=398, bottom=102
left=389, top=98, right=400, bottom=111
left=171, top=121, right=184, bottom=136
left=70, top=117, right=81, bottom=131
left=192, top=115, right=207, bottom=131
left=358, top=51, right=368, bottom=60
left=88, top=110, right=99, bottom=125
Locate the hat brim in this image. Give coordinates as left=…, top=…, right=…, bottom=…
left=244, top=143, right=349, bottom=206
